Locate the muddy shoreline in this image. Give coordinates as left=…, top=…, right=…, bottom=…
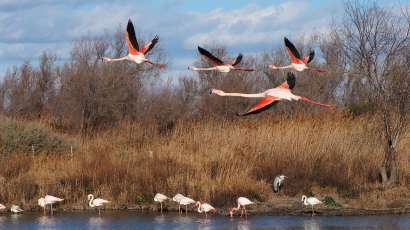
left=2, top=203, right=410, bottom=216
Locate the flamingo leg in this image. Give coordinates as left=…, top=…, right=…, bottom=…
left=144, top=59, right=166, bottom=69
left=185, top=205, right=188, bottom=214
left=308, top=67, right=327, bottom=73
left=299, top=97, right=335, bottom=109
left=311, top=205, right=314, bottom=216
left=244, top=207, right=248, bottom=218
left=98, top=207, right=101, bottom=216
left=160, top=202, right=163, bottom=214
left=43, top=206, right=46, bottom=215
left=50, top=203, right=53, bottom=215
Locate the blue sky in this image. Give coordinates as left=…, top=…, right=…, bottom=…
left=0, top=0, right=407, bottom=76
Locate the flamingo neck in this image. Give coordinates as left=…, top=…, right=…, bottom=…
left=303, top=198, right=309, bottom=206
left=220, top=92, right=265, bottom=98
left=89, top=195, right=94, bottom=207
left=197, top=202, right=202, bottom=213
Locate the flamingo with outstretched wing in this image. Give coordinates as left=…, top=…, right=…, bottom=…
left=210, top=72, right=334, bottom=116
left=103, top=19, right=165, bottom=68
left=269, top=37, right=326, bottom=73
left=189, top=46, right=255, bottom=73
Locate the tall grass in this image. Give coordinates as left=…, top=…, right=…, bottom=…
left=0, top=112, right=409, bottom=209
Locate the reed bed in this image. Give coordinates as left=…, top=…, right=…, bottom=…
left=0, top=112, right=409, bottom=209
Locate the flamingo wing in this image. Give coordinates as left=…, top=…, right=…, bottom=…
left=231, top=53, right=243, bottom=66
left=284, top=37, right=303, bottom=64
left=279, top=72, right=296, bottom=90
left=198, top=46, right=224, bottom=66
left=141, top=35, right=159, bottom=54
left=238, top=96, right=280, bottom=116
left=303, top=50, right=315, bottom=64
left=126, top=19, right=140, bottom=55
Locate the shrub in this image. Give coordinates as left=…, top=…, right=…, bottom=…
left=0, top=120, right=73, bottom=155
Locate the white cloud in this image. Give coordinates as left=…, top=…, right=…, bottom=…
left=182, top=1, right=313, bottom=48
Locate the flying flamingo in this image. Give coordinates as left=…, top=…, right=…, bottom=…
left=269, top=37, right=326, bottom=73
left=178, top=196, right=196, bottom=214
left=172, top=193, right=185, bottom=214
left=301, top=195, right=323, bottom=216
left=229, top=197, right=254, bottom=218
left=210, top=72, right=334, bottom=116
left=102, top=19, right=165, bottom=68
left=88, top=194, right=110, bottom=216
left=188, top=46, right=255, bottom=73
left=38, top=195, right=64, bottom=215
left=195, top=201, right=215, bottom=218
left=154, top=193, right=169, bottom=213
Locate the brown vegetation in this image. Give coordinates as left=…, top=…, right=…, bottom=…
left=0, top=1, right=409, bottom=211
left=0, top=113, right=409, bottom=210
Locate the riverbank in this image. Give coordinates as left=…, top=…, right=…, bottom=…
left=1, top=114, right=410, bottom=217
left=2, top=196, right=410, bottom=217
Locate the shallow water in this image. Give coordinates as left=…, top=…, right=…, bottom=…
left=0, top=212, right=410, bottom=230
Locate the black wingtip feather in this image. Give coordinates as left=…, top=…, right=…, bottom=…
left=286, top=72, right=296, bottom=90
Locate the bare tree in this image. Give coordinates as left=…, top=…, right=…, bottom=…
left=333, top=1, right=410, bottom=185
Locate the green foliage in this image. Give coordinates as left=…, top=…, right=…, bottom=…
left=322, top=196, right=342, bottom=208
left=136, top=195, right=145, bottom=205
left=0, top=120, right=73, bottom=155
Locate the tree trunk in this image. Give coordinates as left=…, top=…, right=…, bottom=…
left=379, top=141, right=398, bottom=186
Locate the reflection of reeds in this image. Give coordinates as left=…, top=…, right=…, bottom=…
left=0, top=113, right=409, bottom=208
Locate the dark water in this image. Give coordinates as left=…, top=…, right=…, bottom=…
left=0, top=212, right=410, bottom=230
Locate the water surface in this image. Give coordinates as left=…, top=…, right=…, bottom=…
left=0, top=212, right=409, bottom=230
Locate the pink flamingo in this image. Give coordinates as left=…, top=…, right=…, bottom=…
left=103, top=19, right=165, bottom=68
left=269, top=37, right=326, bottom=73
left=189, top=46, right=255, bottom=73
left=210, top=72, right=334, bottom=116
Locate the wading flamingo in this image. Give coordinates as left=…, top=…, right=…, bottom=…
left=172, top=194, right=185, bottom=214
left=301, top=195, right=322, bottom=216
left=38, top=195, right=64, bottom=215
left=154, top=193, right=169, bottom=213
left=229, top=197, right=254, bottom=218
left=88, top=194, right=110, bottom=216
left=102, top=19, right=165, bottom=68
left=0, top=203, right=6, bottom=210
left=269, top=37, right=326, bottom=73
left=10, top=205, right=23, bottom=214
left=189, top=46, right=255, bottom=73
left=210, top=72, right=334, bottom=116
left=273, top=175, right=287, bottom=193
left=179, top=196, right=196, bottom=214
left=196, top=201, right=215, bottom=218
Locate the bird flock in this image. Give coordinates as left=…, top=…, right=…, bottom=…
left=0, top=182, right=322, bottom=217
left=101, top=19, right=334, bottom=116
left=0, top=17, right=331, bottom=218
